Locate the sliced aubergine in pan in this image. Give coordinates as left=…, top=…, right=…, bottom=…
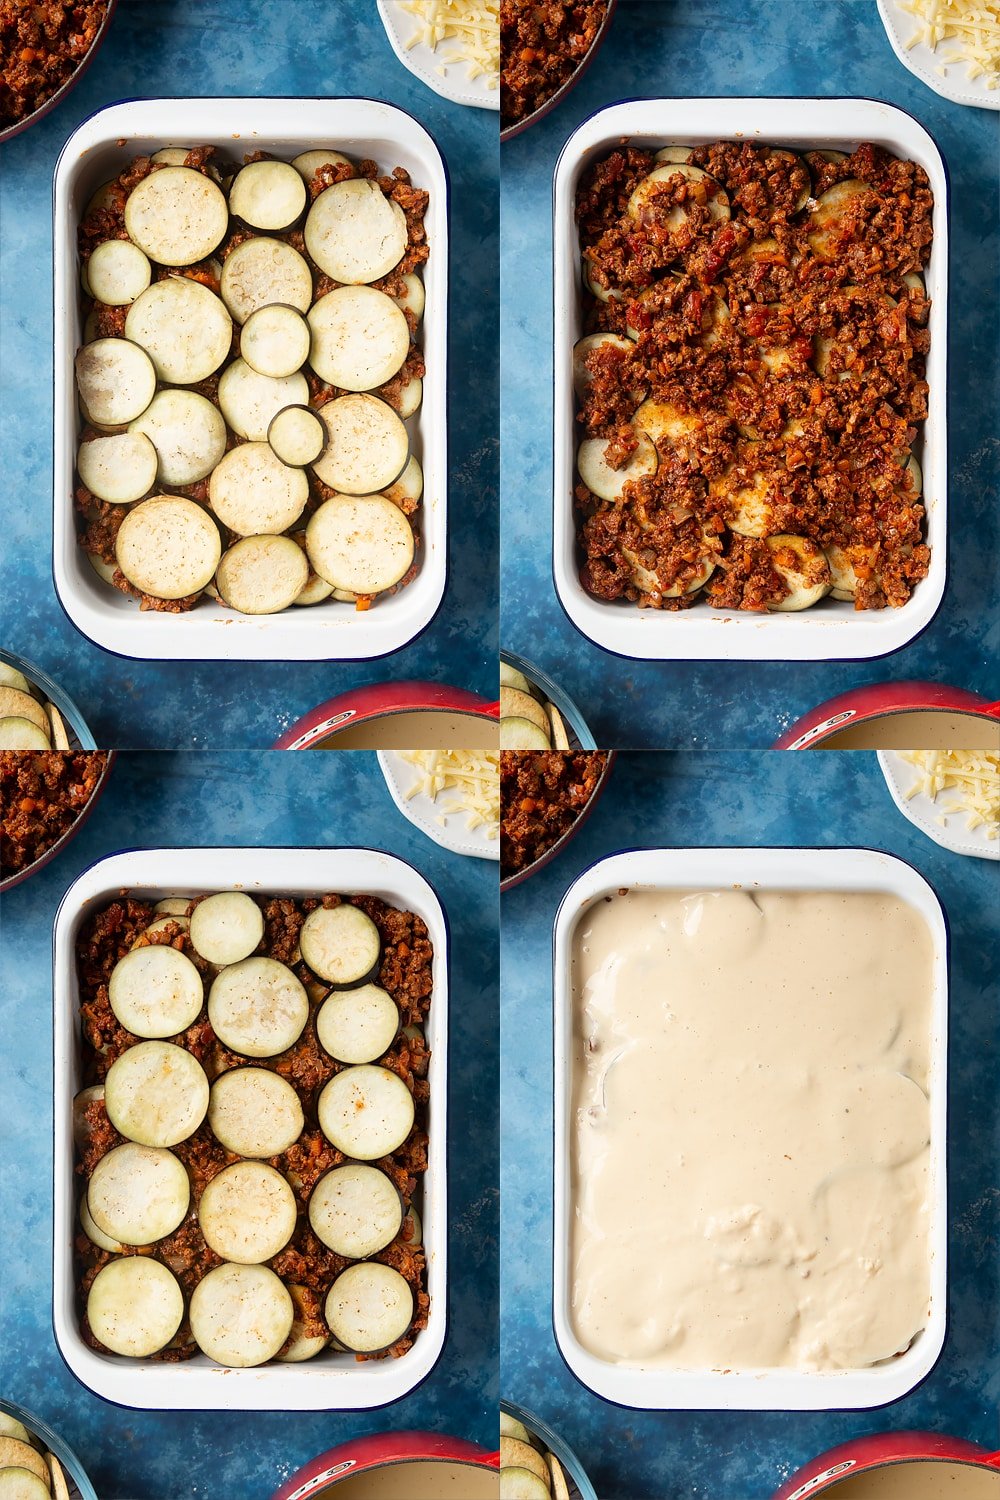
left=189, top=890, right=263, bottom=964
left=308, top=1162, right=403, bottom=1258
left=766, top=534, right=831, bottom=609
left=207, top=956, right=309, bottom=1056
left=500, top=687, right=549, bottom=735
left=0, top=718, right=50, bottom=749
left=129, top=389, right=227, bottom=488
left=577, top=430, right=657, bottom=502
left=0, top=1471, right=52, bottom=1500
left=0, top=687, right=52, bottom=736
left=0, top=664, right=31, bottom=693
left=78, top=430, right=158, bottom=503
left=209, top=442, right=309, bottom=536
left=46, top=1457, right=70, bottom=1500
left=74, top=338, right=156, bottom=427
left=215, top=534, right=311, bottom=614
left=396, top=375, right=422, bottom=419
left=500, top=1441, right=548, bottom=1485
left=108, top=941, right=204, bottom=1037
left=197, top=1160, right=297, bottom=1263
left=634, top=398, right=702, bottom=452
left=115, top=495, right=222, bottom=600
left=79, top=1192, right=124, bottom=1253
left=124, top=166, right=229, bottom=266
left=217, top=359, right=310, bottom=443
left=189, top=1262, right=293, bottom=1367
left=572, top=333, right=633, bottom=400
left=268, top=404, right=326, bottom=468
left=324, top=1262, right=413, bottom=1354
left=86, top=239, right=152, bottom=306
left=276, top=1283, right=331, bottom=1363
left=291, top=148, right=356, bottom=185
left=311, top=395, right=409, bottom=495
left=0, top=1443, right=47, bottom=1488
left=220, top=236, right=313, bottom=325
left=318, top=1064, right=414, bottom=1159
left=299, top=902, right=381, bottom=984
left=500, top=1470, right=550, bottom=1500
left=240, top=302, right=311, bottom=378
left=104, top=1039, right=209, bottom=1148
left=499, top=717, right=550, bottom=750
left=393, top=270, right=425, bottom=322
left=88, top=1142, right=190, bottom=1245
left=307, top=284, right=410, bottom=391
left=807, top=179, right=869, bottom=261
left=304, top=177, right=408, bottom=284
left=86, top=1256, right=185, bottom=1358
left=316, top=982, right=400, bottom=1064
left=208, top=1066, right=304, bottom=1157
left=125, top=278, right=232, bottom=384
left=305, top=493, right=415, bottom=596
left=229, top=159, right=307, bottom=232
left=627, top=163, right=730, bottom=228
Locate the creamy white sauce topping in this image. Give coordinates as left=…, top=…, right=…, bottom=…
left=829, top=1461, right=1000, bottom=1497
left=317, top=1460, right=498, bottom=1498
left=570, top=890, right=935, bottom=1371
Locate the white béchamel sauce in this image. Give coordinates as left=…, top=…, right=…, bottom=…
left=819, top=712, right=999, bottom=749
left=319, top=711, right=499, bottom=750
left=828, top=1461, right=1000, bottom=1496
left=317, top=1460, right=498, bottom=1498
left=571, top=890, right=935, bottom=1371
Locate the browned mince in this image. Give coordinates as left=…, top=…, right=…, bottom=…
left=0, top=0, right=108, bottom=127
left=1, top=751, right=108, bottom=876
left=501, top=750, right=608, bottom=878
left=500, top=0, right=609, bottom=128
left=75, top=149, right=429, bottom=614
left=575, top=140, right=933, bottom=612
left=74, top=891, right=433, bottom=1363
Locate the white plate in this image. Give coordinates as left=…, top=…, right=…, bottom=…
left=53, top=98, right=448, bottom=661
left=378, top=750, right=499, bottom=861
left=553, top=98, right=949, bottom=661
left=553, top=847, right=949, bottom=1410
left=376, top=0, right=499, bottom=112
left=877, top=0, right=1000, bottom=111
left=53, top=847, right=448, bottom=1410
left=879, top=750, right=1000, bottom=860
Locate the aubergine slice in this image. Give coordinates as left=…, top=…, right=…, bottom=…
left=189, top=890, right=263, bottom=964
left=209, top=443, right=309, bottom=538
left=240, top=302, right=311, bottom=379
left=304, top=178, right=407, bottom=285
left=308, top=1162, right=403, bottom=1258
left=305, top=493, right=415, bottom=597
left=129, top=389, right=226, bottom=488
left=324, top=1262, right=413, bottom=1353
left=124, top=166, right=229, bottom=267
left=115, top=495, right=222, bottom=600
left=220, top=236, right=313, bottom=325
left=317, top=1064, right=415, bottom=1160
left=86, top=1256, right=185, bottom=1358
left=299, top=901, right=381, bottom=984
left=229, top=159, right=307, bottom=232
left=189, top=1263, right=293, bottom=1367
left=197, top=1161, right=297, bottom=1264
left=125, top=279, right=232, bottom=384
left=215, top=534, right=311, bottom=615
left=86, top=238, right=152, bottom=305
left=268, top=405, right=326, bottom=468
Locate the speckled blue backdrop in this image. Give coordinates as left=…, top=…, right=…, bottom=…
left=500, top=0, right=1000, bottom=747
left=501, top=750, right=1000, bottom=1498
left=0, top=1, right=498, bottom=748
left=0, top=751, right=498, bottom=1499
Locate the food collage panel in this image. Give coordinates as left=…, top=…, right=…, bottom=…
left=0, top=2, right=997, bottom=1498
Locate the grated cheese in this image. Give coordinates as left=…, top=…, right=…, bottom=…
left=401, top=749, right=500, bottom=839
left=398, top=0, right=500, bottom=88
left=898, top=0, right=1000, bottom=87
left=900, top=750, right=1000, bottom=838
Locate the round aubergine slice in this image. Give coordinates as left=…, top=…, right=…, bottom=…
left=74, top=338, right=156, bottom=427
left=299, top=902, right=381, bottom=985
left=307, top=285, right=409, bottom=392
left=268, top=404, right=326, bottom=468
left=78, top=430, right=159, bottom=503
left=308, top=1162, right=402, bottom=1258
left=87, top=238, right=152, bottom=306
left=217, top=359, right=310, bottom=444
left=196, top=1160, right=297, bottom=1264
left=104, top=1040, right=209, bottom=1148
left=209, top=443, right=309, bottom=538
left=88, top=1142, right=190, bottom=1245
left=115, top=495, right=222, bottom=600
left=316, top=982, right=400, bottom=1065
left=129, top=389, right=227, bottom=488
left=229, top=159, right=307, bottom=233
left=305, top=493, right=414, bottom=597
left=189, top=1262, right=293, bottom=1367
left=125, top=279, right=232, bottom=385
left=324, top=1261, right=413, bottom=1354
left=240, top=302, right=311, bottom=378
left=214, top=534, right=310, bottom=615
left=311, top=395, right=409, bottom=495
left=108, top=942, right=204, bottom=1038
left=220, top=236, right=313, bottom=325
left=304, top=178, right=407, bottom=285
left=275, top=1283, right=330, bottom=1363
left=188, top=890, right=263, bottom=965
left=86, top=1256, right=184, bottom=1358
left=124, top=166, right=229, bottom=266
left=317, top=1064, right=414, bottom=1160
left=208, top=1067, right=305, bottom=1157
left=207, top=956, right=309, bottom=1056
left=766, top=534, right=832, bottom=610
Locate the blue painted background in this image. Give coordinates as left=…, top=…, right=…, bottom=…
left=500, top=0, right=1000, bottom=747
left=0, top=751, right=499, bottom=1499
left=501, top=750, right=1000, bottom=1498
left=0, top=1, right=498, bottom=748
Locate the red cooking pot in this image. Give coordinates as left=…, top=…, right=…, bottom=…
left=270, top=1430, right=500, bottom=1500
left=273, top=681, right=500, bottom=751
left=775, top=682, right=1000, bottom=750
left=774, top=1431, right=1000, bottom=1498
left=500, top=0, right=618, bottom=142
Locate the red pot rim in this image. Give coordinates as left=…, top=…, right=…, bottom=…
left=774, top=681, right=1000, bottom=749
left=273, top=681, right=500, bottom=750
left=270, top=1431, right=499, bottom=1500
left=500, top=0, right=618, bottom=142
left=774, top=1431, right=1000, bottom=1498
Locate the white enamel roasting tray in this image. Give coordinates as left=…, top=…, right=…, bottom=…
left=553, top=98, right=949, bottom=661
left=552, top=846, right=949, bottom=1410
left=53, top=847, right=448, bottom=1410
left=53, top=99, right=449, bottom=661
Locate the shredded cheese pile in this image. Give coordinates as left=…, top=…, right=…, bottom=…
left=900, top=749, right=1000, bottom=837
left=402, top=750, right=500, bottom=838
left=398, top=0, right=500, bottom=87
left=898, top=0, right=1000, bottom=86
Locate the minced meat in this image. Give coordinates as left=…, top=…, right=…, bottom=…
left=501, top=750, right=608, bottom=878
left=574, top=140, right=933, bottom=612
left=1, top=751, right=108, bottom=877
left=500, top=0, right=609, bottom=128
left=0, top=0, right=109, bottom=128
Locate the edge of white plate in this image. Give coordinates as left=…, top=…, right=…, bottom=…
left=878, top=751, right=1000, bottom=861
left=378, top=750, right=500, bottom=862
left=376, top=0, right=500, bottom=112
left=876, top=0, right=1000, bottom=111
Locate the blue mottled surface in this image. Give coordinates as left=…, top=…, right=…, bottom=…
left=0, top=751, right=498, bottom=1499
left=501, top=0, right=1000, bottom=747
left=500, top=750, right=1000, bottom=1499
left=0, top=1, right=498, bottom=748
